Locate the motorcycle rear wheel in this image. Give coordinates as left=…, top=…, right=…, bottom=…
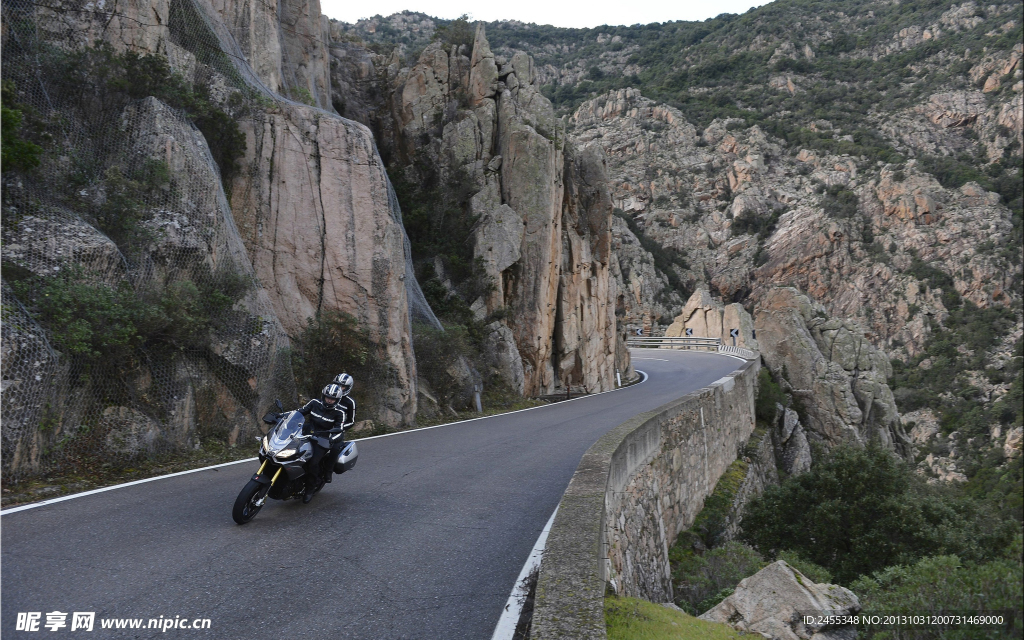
left=232, top=479, right=268, bottom=524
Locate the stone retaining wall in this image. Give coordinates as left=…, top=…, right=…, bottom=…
left=530, top=358, right=759, bottom=639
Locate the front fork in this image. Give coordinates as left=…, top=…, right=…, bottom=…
left=251, top=460, right=283, bottom=507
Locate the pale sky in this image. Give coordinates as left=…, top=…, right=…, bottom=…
left=322, top=0, right=775, bottom=29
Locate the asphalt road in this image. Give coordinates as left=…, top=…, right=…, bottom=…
left=1, top=350, right=744, bottom=639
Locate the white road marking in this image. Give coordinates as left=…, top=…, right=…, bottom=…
left=0, top=459, right=257, bottom=516
left=491, top=505, right=559, bottom=640
left=633, top=357, right=669, bottom=361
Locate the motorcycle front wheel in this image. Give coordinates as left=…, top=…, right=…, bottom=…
left=232, top=479, right=268, bottom=524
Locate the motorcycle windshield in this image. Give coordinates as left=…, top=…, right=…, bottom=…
left=269, top=412, right=304, bottom=449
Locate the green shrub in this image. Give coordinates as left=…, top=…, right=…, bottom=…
left=739, top=444, right=1017, bottom=585
left=689, top=459, right=748, bottom=548
left=1, top=81, right=42, bottom=172
left=851, top=541, right=1023, bottom=639
left=11, top=271, right=143, bottom=360
left=755, top=367, right=786, bottom=425
left=92, top=161, right=170, bottom=247
left=823, top=185, right=859, bottom=219
left=290, top=310, right=372, bottom=406
left=433, top=14, right=475, bottom=51
left=613, top=209, right=691, bottom=299
left=670, top=541, right=767, bottom=614
left=46, top=41, right=246, bottom=188
left=8, top=263, right=250, bottom=361
left=777, top=550, right=832, bottom=584
left=411, top=322, right=476, bottom=410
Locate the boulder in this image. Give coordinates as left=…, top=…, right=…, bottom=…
left=699, top=561, right=860, bottom=640
left=0, top=212, right=126, bottom=285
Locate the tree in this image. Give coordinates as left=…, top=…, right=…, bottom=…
left=739, top=445, right=1016, bottom=584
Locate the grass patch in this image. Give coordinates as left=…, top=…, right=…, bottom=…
left=605, top=595, right=750, bottom=640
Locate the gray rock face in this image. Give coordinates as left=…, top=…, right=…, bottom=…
left=569, top=87, right=1021, bottom=362
left=609, top=216, right=681, bottom=335
left=664, top=289, right=759, bottom=351
left=357, top=26, right=628, bottom=396
left=699, top=561, right=860, bottom=640
left=482, top=322, right=525, bottom=395
left=755, top=287, right=909, bottom=455
left=1, top=213, right=126, bottom=285
left=774, top=404, right=812, bottom=476
left=327, top=38, right=385, bottom=125
left=473, top=204, right=523, bottom=311
left=229, top=101, right=418, bottom=426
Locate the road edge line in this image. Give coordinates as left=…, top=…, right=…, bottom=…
left=0, top=458, right=258, bottom=516
left=491, top=505, right=559, bottom=640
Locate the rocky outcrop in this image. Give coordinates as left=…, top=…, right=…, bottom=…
left=570, top=88, right=1021, bottom=362
left=360, top=26, right=628, bottom=395
left=664, top=289, right=759, bottom=351
left=207, top=0, right=333, bottom=109
left=0, top=212, right=126, bottom=285
left=35, top=0, right=334, bottom=111
left=699, top=561, right=861, bottom=640
left=229, top=102, right=417, bottom=426
left=773, top=404, right=812, bottom=476
left=754, top=287, right=909, bottom=455
left=1, top=95, right=295, bottom=479
left=609, top=216, right=681, bottom=335
left=326, top=35, right=386, bottom=128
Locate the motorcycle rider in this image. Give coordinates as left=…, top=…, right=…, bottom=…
left=297, top=383, right=348, bottom=503
left=332, top=373, right=356, bottom=430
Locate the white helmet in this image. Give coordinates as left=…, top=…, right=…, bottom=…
left=333, top=373, right=353, bottom=397
left=322, top=383, right=344, bottom=406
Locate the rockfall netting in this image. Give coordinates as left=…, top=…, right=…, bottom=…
left=0, top=0, right=440, bottom=484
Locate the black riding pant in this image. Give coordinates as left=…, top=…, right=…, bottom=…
left=306, top=442, right=328, bottom=487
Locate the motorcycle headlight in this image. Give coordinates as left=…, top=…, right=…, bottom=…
left=274, top=447, right=299, bottom=460
left=261, top=436, right=269, bottom=453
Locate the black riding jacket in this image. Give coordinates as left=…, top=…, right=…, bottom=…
left=336, top=396, right=356, bottom=429
left=297, top=396, right=356, bottom=431
left=298, top=399, right=347, bottom=433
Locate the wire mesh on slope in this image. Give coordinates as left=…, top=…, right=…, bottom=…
left=0, top=0, right=438, bottom=484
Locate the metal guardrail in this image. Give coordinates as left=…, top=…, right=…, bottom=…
left=627, top=337, right=759, bottom=361
left=626, top=336, right=721, bottom=350
left=717, top=345, right=759, bottom=360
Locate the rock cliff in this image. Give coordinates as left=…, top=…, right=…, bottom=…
left=329, top=26, right=630, bottom=395
left=228, top=103, right=418, bottom=424
left=569, top=87, right=1021, bottom=362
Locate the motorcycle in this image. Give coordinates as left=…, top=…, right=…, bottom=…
left=232, top=400, right=358, bottom=524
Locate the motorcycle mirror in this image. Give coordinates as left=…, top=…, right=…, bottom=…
left=262, top=412, right=278, bottom=424
left=275, top=399, right=284, bottom=411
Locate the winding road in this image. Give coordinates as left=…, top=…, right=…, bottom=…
left=1, top=350, right=744, bottom=639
